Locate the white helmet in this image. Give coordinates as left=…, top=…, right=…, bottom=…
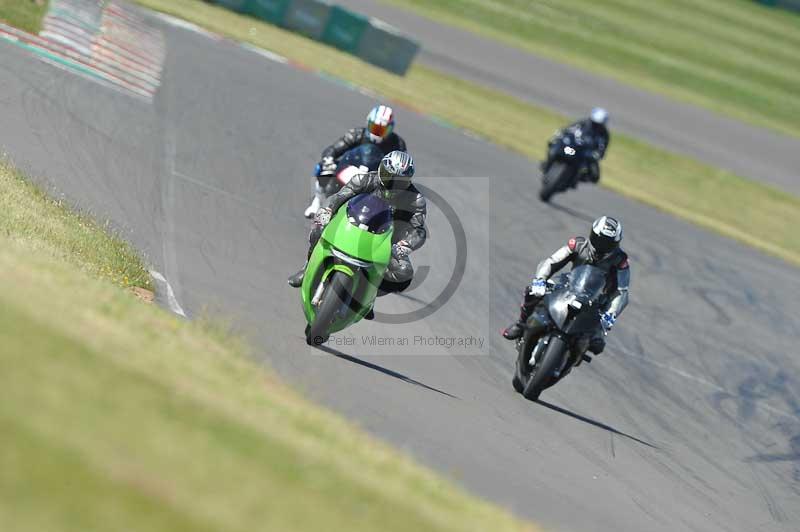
left=590, top=216, right=622, bottom=255
left=590, top=107, right=609, bottom=126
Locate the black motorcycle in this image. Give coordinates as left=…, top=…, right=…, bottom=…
left=512, top=265, right=606, bottom=400
left=539, top=128, right=598, bottom=202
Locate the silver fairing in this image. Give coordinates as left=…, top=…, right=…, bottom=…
left=546, top=265, right=607, bottom=333
left=547, top=292, right=570, bottom=329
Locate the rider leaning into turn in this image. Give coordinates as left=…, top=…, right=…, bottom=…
left=502, top=216, right=630, bottom=358
left=306, top=105, right=408, bottom=217
left=290, top=150, right=426, bottom=300
left=543, top=107, right=610, bottom=184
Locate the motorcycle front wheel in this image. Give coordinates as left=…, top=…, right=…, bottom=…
left=306, top=271, right=352, bottom=346
left=539, top=161, right=574, bottom=202
left=513, top=331, right=538, bottom=394
left=522, top=335, right=568, bottom=401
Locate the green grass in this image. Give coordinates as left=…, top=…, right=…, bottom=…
left=0, top=160, right=537, bottom=531
left=384, top=0, right=800, bottom=139
left=0, top=0, right=48, bottom=34
left=0, top=160, right=151, bottom=290
left=133, top=0, right=800, bottom=267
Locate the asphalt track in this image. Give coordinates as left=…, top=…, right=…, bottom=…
left=338, top=0, right=800, bottom=196
left=1, top=10, right=799, bottom=532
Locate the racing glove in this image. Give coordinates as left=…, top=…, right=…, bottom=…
left=314, top=207, right=332, bottom=227
left=392, top=240, right=412, bottom=260
left=529, top=278, right=547, bottom=297
left=600, top=312, right=616, bottom=333
left=320, top=156, right=336, bottom=175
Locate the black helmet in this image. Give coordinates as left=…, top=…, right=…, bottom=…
left=378, top=150, right=415, bottom=189
left=590, top=216, right=622, bottom=256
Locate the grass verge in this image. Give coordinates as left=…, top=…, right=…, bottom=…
left=0, top=161, right=536, bottom=531
left=384, top=0, right=800, bottom=139
left=134, top=0, right=800, bottom=267
left=0, top=0, right=48, bottom=34
left=0, top=160, right=151, bottom=290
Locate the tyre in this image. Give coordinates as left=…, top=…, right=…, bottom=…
left=513, top=332, right=536, bottom=393
left=539, top=162, right=572, bottom=202
left=512, top=370, right=524, bottom=393
left=306, top=271, right=352, bottom=346
left=522, top=335, right=567, bottom=401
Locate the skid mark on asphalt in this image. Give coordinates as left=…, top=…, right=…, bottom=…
left=613, top=342, right=796, bottom=422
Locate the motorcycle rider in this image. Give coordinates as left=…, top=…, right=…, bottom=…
left=289, top=151, right=426, bottom=302
left=502, top=216, right=629, bottom=358
left=305, top=104, right=408, bottom=217
left=542, top=107, right=610, bottom=184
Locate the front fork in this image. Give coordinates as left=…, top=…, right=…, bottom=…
left=521, top=316, right=587, bottom=377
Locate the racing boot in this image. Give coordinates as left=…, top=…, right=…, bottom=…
left=303, top=182, right=325, bottom=218
left=287, top=262, right=307, bottom=288
left=502, top=292, right=539, bottom=340
left=502, top=321, right=525, bottom=340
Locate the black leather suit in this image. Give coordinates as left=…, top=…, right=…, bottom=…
left=544, top=120, right=610, bottom=182
left=321, top=128, right=407, bottom=161
left=516, top=236, right=630, bottom=355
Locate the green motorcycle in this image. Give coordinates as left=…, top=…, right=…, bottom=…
left=301, top=193, right=393, bottom=346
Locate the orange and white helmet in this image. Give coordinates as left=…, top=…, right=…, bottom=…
left=366, top=105, right=395, bottom=142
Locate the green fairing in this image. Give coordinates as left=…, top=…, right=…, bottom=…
left=301, top=202, right=393, bottom=333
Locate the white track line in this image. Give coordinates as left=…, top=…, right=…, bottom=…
left=149, top=270, right=187, bottom=317
left=239, top=42, right=288, bottom=64
left=152, top=12, right=222, bottom=41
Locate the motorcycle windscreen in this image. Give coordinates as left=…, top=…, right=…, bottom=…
left=567, top=265, right=606, bottom=301
left=346, top=193, right=393, bottom=235
left=547, top=265, right=607, bottom=331
left=338, top=144, right=385, bottom=172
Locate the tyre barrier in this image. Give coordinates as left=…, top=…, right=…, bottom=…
left=210, top=0, right=419, bottom=75
left=754, top=0, right=800, bottom=14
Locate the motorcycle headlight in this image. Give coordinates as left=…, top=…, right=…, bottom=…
left=563, top=146, right=576, bottom=156
left=331, top=247, right=372, bottom=268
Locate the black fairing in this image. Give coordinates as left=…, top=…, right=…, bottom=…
left=552, top=130, right=592, bottom=163
left=541, top=266, right=606, bottom=335
left=346, top=194, right=393, bottom=234
left=563, top=304, right=601, bottom=335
